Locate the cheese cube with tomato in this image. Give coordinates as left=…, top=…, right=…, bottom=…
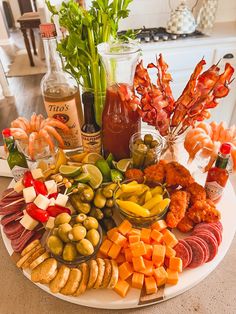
left=55, top=193, right=68, bottom=207
left=45, top=216, right=55, bottom=229
left=34, top=194, right=50, bottom=210
left=31, top=168, right=44, bottom=180
left=45, top=180, right=57, bottom=194
left=14, top=179, right=24, bottom=193
left=23, top=186, right=36, bottom=203
left=20, top=213, right=39, bottom=230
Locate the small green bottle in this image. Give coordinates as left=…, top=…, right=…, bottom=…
left=2, top=128, right=29, bottom=181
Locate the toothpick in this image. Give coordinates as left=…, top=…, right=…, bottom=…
left=1, top=189, right=16, bottom=200
left=2, top=198, right=25, bottom=208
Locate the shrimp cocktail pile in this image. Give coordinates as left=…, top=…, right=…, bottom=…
left=10, top=115, right=69, bottom=160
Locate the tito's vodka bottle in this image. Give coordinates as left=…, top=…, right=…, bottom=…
left=40, top=23, right=83, bottom=151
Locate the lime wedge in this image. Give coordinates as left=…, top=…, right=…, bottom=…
left=82, top=152, right=104, bottom=164
left=106, top=153, right=114, bottom=168
left=82, top=164, right=103, bottom=189
left=59, top=165, right=82, bottom=177
left=95, top=159, right=111, bottom=182
left=111, top=169, right=124, bottom=182
left=112, top=160, right=118, bottom=169
left=116, top=159, right=132, bottom=172
left=74, top=172, right=91, bottom=183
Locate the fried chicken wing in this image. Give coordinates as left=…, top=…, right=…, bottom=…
left=144, top=160, right=167, bottom=185
left=186, top=182, right=206, bottom=204
left=166, top=190, right=190, bottom=228
left=177, top=215, right=195, bottom=233
left=165, top=162, right=194, bottom=187
left=187, top=199, right=221, bottom=224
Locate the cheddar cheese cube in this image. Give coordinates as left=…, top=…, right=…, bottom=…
left=139, top=259, right=153, bottom=277
left=151, top=220, right=167, bottom=231
left=166, top=268, right=179, bottom=285
left=132, top=272, right=144, bottom=290
left=130, top=241, right=147, bottom=257
left=152, top=244, right=166, bottom=266
left=153, top=266, right=168, bottom=287
left=118, top=262, right=133, bottom=280
left=143, top=243, right=153, bottom=260
left=145, top=276, right=157, bottom=295
left=118, top=219, right=132, bottom=236
left=132, top=256, right=145, bottom=272
left=165, top=246, right=176, bottom=258
left=113, top=279, right=130, bottom=298
left=110, top=231, right=127, bottom=246
left=128, top=234, right=140, bottom=244
left=150, top=229, right=163, bottom=243
left=141, top=228, right=151, bottom=244
left=99, top=239, right=113, bottom=256
left=169, top=257, right=183, bottom=273
left=162, top=229, right=178, bottom=248
left=108, top=243, right=122, bottom=259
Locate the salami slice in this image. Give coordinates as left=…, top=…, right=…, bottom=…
left=188, top=236, right=209, bottom=263
left=1, top=211, right=23, bottom=226
left=174, top=242, right=190, bottom=269
left=185, top=238, right=205, bottom=268
left=11, top=230, right=35, bottom=252
left=7, top=228, right=24, bottom=240
left=179, top=239, right=193, bottom=266
left=194, top=232, right=218, bottom=262
left=210, top=221, right=223, bottom=233
left=192, top=224, right=222, bottom=245
left=3, top=221, right=24, bottom=236
left=0, top=203, right=24, bottom=215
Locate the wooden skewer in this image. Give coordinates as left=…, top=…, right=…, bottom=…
left=1, top=189, right=16, bottom=200
left=2, top=198, right=25, bottom=208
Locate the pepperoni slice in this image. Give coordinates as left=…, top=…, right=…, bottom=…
left=179, top=239, right=193, bottom=266
left=188, top=236, right=209, bottom=263
left=185, top=238, right=205, bottom=268
left=194, top=232, right=218, bottom=262
left=192, top=224, right=222, bottom=245
left=174, top=242, right=190, bottom=269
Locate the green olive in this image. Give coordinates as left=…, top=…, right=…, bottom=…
left=86, top=229, right=100, bottom=247
left=73, top=223, right=82, bottom=228
left=150, top=140, right=158, bottom=148
left=58, top=223, right=72, bottom=243
left=76, top=239, right=94, bottom=256
left=68, top=225, right=87, bottom=241
left=93, top=189, right=106, bottom=208
left=54, top=213, right=71, bottom=227
left=144, top=134, right=153, bottom=145
left=90, top=207, right=104, bottom=220
left=47, top=235, right=64, bottom=256
left=83, top=217, right=99, bottom=230
left=52, top=227, right=59, bottom=236
left=134, top=138, right=143, bottom=145
left=63, top=243, right=78, bottom=261
left=75, top=213, right=87, bottom=223
left=105, top=198, right=114, bottom=208
left=80, top=186, right=94, bottom=202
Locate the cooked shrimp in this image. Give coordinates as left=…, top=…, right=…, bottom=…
left=197, top=122, right=213, bottom=137
left=30, top=113, right=37, bottom=131
left=188, top=136, right=212, bottom=162
left=17, top=117, right=31, bottom=132
left=185, top=132, right=209, bottom=154
left=41, top=118, right=69, bottom=131
left=35, top=114, right=44, bottom=131
left=218, top=121, right=227, bottom=142
left=10, top=128, right=28, bottom=140
left=11, top=120, right=27, bottom=131
left=225, top=125, right=236, bottom=142
left=204, top=141, right=221, bottom=172
left=184, top=128, right=205, bottom=152
left=28, top=132, right=38, bottom=160
left=210, top=121, right=218, bottom=141
left=43, top=125, right=64, bottom=148
left=39, top=129, right=55, bottom=152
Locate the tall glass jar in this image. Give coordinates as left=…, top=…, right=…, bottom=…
left=98, top=42, right=141, bottom=160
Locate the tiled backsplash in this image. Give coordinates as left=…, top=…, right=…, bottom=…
left=107, top=0, right=236, bottom=30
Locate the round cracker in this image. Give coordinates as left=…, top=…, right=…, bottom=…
left=31, top=258, right=57, bottom=283
left=93, top=258, right=105, bottom=289
left=87, top=259, right=99, bottom=289
left=21, top=239, right=40, bottom=256
left=107, top=260, right=118, bottom=289
left=74, top=263, right=89, bottom=296
left=101, top=259, right=112, bottom=288
left=49, top=265, right=71, bottom=293
left=22, top=248, right=46, bottom=269
left=16, top=244, right=41, bottom=268
left=60, top=268, right=82, bottom=295
left=29, top=252, right=50, bottom=270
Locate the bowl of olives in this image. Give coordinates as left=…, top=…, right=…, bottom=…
left=129, top=130, right=164, bottom=169
left=46, top=213, right=102, bottom=265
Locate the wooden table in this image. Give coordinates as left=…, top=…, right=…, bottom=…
left=17, top=12, right=41, bottom=67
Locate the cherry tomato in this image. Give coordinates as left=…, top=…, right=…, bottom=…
left=26, top=203, right=49, bottom=223
left=47, top=205, right=71, bottom=217
left=33, top=180, right=48, bottom=195
left=22, top=171, right=35, bottom=187
left=48, top=192, right=58, bottom=199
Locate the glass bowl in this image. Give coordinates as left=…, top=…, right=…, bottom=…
left=129, top=129, right=164, bottom=169
left=114, top=180, right=170, bottom=228
left=46, top=220, right=103, bottom=267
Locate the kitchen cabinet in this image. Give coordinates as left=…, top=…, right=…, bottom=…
left=141, top=38, right=236, bottom=126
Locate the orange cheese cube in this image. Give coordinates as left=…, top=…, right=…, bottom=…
left=107, top=227, right=118, bottom=240
left=169, top=257, right=183, bottom=272
left=118, top=220, right=132, bottom=236
left=132, top=272, right=144, bottom=290
left=129, top=234, right=141, bottom=244
left=110, top=231, right=127, bottom=246
left=132, top=256, right=145, bottom=272
left=143, top=243, right=153, bottom=260
left=108, top=243, right=122, bottom=259
left=124, top=248, right=133, bottom=262
left=153, top=266, right=168, bottom=287
left=145, top=276, right=157, bottom=295
left=139, top=259, right=153, bottom=277
left=166, top=268, right=179, bottom=285
left=162, top=229, right=178, bottom=248
left=113, top=279, right=130, bottom=298
left=118, top=262, right=133, bottom=280
left=151, top=220, right=167, bottom=231
left=115, top=253, right=126, bottom=265
left=150, top=229, right=163, bottom=243
left=130, top=241, right=147, bottom=257
left=165, top=246, right=176, bottom=258
left=152, top=244, right=166, bottom=266
left=128, top=228, right=141, bottom=236
left=96, top=251, right=107, bottom=259
left=140, top=228, right=151, bottom=244
left=99, top=239, right=113, bottom=256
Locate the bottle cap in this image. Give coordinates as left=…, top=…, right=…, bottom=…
left=39, top=23, right=57, bottom=39
left=2, top=128, right=11, bottom=137
left=220, top=143, right=231, bottom=155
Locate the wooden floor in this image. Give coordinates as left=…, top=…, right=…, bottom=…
left=0, top=30, right=46, bottom=145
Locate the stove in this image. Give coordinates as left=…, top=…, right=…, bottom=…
left=119, top=27, right=205, bottom=43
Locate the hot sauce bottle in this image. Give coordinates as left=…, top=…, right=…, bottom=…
left=205, top=143, right=231, bottom=203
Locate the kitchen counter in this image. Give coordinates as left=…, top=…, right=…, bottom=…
left=140, top=22, right=236, bottom=51
left=0, top=176, right=236, bottom=314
